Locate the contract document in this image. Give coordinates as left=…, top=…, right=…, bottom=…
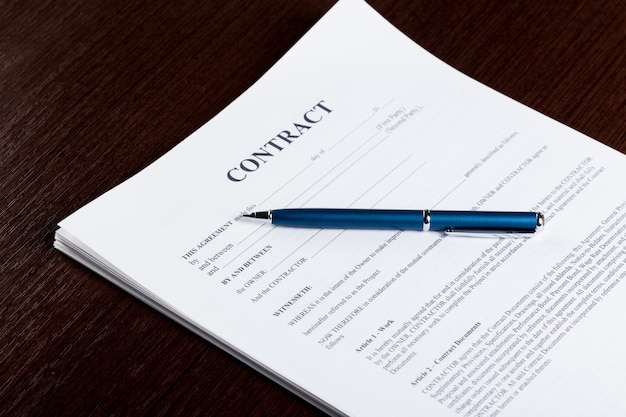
left=55, top=0, right=626, bottom=415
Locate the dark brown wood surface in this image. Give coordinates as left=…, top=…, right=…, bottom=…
left=1, top=1, right=624, bottom=415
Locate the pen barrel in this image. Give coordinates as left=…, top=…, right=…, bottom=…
left=271, top=209, right=424, bottom=230
left=270, top=209, right=541, bottom=232
left=429, top=210, right=539, bottom=233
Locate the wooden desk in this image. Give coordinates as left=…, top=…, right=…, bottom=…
left=1, top=1, right=623, bottom=415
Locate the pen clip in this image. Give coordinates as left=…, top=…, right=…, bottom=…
left=441, top=212, right=544, bottom=236
left=443, top=230, right=536, bottom=239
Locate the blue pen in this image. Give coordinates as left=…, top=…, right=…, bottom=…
left=243, top=208, right=544, bottom=233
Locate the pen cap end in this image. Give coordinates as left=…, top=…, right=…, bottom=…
left=535, top=212, right=545, bottom=232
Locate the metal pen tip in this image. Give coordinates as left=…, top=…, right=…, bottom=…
left=242, top=211, right=271, bottom=219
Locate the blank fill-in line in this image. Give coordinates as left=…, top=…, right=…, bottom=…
left=328, top=97, right=395, bottom=152
left=372, top=161, right=427, bottom=207
left=286, top=130, right=387, bottom=207
left=223, top=225, right=276, bottom=269
left=298, top=132, right=390, bottom=207
left=258, top=163, right=315, bottom=207
left=432, top=179, right=467, bottom=208
left=311, top=230, right=347, bottom=259
left=270, top=230, right=323, bottom=271
left=349, top=154, right=414, bottom=208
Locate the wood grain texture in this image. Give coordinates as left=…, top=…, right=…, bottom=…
left=1, top=1, right=623, bottom=415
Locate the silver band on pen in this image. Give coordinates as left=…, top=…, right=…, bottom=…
left=422, top=209, right=431, bottom=232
